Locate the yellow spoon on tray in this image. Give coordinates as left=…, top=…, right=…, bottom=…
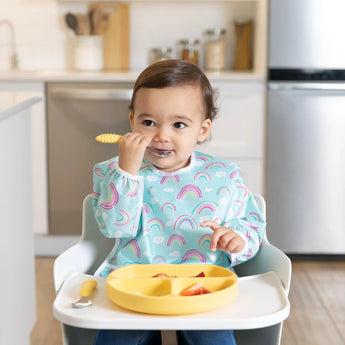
left=95, top=133, right=122, bottom=143
left=72, top=279, right=98, bottom=308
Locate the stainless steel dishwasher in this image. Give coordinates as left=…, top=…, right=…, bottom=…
left=47, top=83, right=133, bottom=236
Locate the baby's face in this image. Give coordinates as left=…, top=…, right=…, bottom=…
left=130, top=85, right=211, bottom=172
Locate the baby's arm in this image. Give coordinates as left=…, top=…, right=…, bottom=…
left=225, top=182, right=266, bottom=265
left=92, top=158, right=143, bottom=238
left=203, top=164, right=266, bottom=265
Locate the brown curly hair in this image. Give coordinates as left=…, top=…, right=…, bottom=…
left=129, top=59, right=218, bottom=121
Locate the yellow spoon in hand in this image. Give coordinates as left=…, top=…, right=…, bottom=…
left=96, top=133, right=173, bottom=157
left=95, top=133, right=122, bottom=143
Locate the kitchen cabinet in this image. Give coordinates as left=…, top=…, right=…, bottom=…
left=0, top=92, right=42, bottom=345
left=204, top=80, right=264, bottom=158
left=199, top=80, right=265, bottom=195
left=0, top=82, right=48, bottom=236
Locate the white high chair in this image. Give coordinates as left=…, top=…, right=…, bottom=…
left=53, top=194, right=291, bottom=345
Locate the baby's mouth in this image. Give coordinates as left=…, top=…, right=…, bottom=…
left=147, top=147, right=173, bottom=157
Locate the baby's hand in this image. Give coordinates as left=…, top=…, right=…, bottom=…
left=201, top=220, right=245, bottom=253
left=118, top=132, right=151, bottom=175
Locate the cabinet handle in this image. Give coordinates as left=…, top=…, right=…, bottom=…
left=50, top=88, right=133, bottom=101
left=269, top=82, right=345, bottom=92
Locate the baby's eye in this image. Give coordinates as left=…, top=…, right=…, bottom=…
left=143, top=120, right=155, bottom=127
left=174, top=122, right=186, bottom=129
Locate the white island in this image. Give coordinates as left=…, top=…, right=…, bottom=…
left=0, top=92, right=42, bottom=345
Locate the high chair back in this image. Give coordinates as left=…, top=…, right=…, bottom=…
left=54, top=194, right=291, bottom=345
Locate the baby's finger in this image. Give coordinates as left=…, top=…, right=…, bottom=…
left=132, top=134, right=152, bottom=148
left=141, top=135, right=152, bottom=146
left=211, top=228, right=229, bottom=252
left=225, top=234, right=245, bottom=253
left=200, top=221, right=221, bottom=252
left=223, top=235, right=239, bottom=252
left=127, top=133, right=145, bottom=143
left=122, top=133, right=151, bottom=149
left=200, top=220, right=220, bottom=229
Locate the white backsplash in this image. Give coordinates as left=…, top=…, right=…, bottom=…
left=0, top=0, right=255, bottom=71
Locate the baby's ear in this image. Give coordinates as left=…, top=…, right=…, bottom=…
left=198, top=118, right=212, bottom=143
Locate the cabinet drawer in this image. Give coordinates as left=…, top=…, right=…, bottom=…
left=235, top=159, right=264, bottom=196
left=200, top=81, right=265, bottom=158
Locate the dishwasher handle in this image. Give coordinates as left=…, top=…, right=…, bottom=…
left=50, top=87, right=133, bottom=101
left=268, top=82, right=345, bottom=92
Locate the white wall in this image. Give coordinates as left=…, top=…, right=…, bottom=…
left=0, top=0, right=85, bottom=70
left=0, top=0, right=255, bottom=71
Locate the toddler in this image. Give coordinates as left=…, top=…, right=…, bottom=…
left=92, top=59, right=266, bottom=345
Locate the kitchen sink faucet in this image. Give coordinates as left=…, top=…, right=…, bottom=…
left=0, top=19, right=18, bottom=70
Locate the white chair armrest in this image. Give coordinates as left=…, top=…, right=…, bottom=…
left=53, top=241, right=99, bottom=293
left=235, top=239, right=291, bottom=294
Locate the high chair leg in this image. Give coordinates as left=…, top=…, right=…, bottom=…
left=62, top=324, right=97, bottom=345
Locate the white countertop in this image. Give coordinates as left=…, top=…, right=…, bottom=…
left=0, top=92, right=43, bottom=121
left=0, top=69, right=265, bottom=83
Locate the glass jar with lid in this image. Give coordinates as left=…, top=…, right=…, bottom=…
left=149, top=47, right=173, bottom=65
left=204, top=28, right=227, bottom=71
left=177, top=39, right=200, bottom=65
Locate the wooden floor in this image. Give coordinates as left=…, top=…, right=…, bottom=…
left=31, top=258, right=345, bottom=345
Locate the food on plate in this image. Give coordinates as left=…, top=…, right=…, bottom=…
left=151, top=273, right=170, bottom=278
left=179, top=282, right=211, bottom=296
left=151, top=271, right=205, bottom=278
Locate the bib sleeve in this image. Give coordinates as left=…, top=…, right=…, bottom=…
left=224, top=167, right=266, bottom=266
left=92, top=159, right=143, bottom=238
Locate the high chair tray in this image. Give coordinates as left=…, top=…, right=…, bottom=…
left=53, top=270, right=289, bottom=330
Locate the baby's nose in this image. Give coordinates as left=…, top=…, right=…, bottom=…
left=153, top=128, right=169, bottom=142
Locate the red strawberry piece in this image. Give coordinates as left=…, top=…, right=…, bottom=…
left=179, top=282, right=211, bottom=296
left=152, top=273, right=170, bottom=278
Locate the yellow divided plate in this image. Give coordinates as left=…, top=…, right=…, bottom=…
left=106, top=264, right=238, bottom=315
